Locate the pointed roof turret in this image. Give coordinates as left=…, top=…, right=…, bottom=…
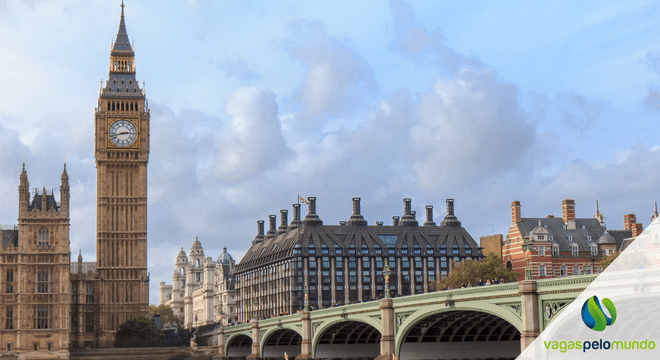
left=78, top=249, right=83, bottom=262
left=61, top=163, right=69, bottom=186
left=112, top=1, right=134, bottom=56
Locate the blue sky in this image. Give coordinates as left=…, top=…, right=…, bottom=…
left=1, top=0, right=659, bottom=305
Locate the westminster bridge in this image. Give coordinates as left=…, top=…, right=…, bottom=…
left=207, top=275, right=596, bottom=360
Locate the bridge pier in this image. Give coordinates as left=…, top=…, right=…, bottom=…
left=246, top=321, right=262, bottom=360
left=518, top=280, right=539, bottom=352
left=295, top=311, right=313, bottom=360
left=375, top=298, right=395, bottom=360
left=212, top=326, right=226, bottom=360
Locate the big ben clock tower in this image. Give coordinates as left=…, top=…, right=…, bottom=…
left=95, top=2, right=149, bottom=346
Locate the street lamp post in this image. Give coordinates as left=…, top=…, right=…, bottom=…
left=383, top=264, right=391, bottom=298
left=521, top=237, right=533, bottom=280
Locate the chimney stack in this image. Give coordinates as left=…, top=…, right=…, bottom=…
left=347, top=197, right=367, bottom=226
left=302, top=197, right=323, bottom=226
left=511, top=201, right=521, bottom=224
left=561, top=199, right=575, bottom=224
left=623, top=214, right=636, bottom=231
left=392, top=216, right=399, bottom=226
left=423, top=205, right=436, bottom=226
left=403, top=198, right=412, bottom=215
left=440, top=199, right=461, bottom=227
left=633, top=223, right=644, bottom=237
left=400, top=198, right=418, bottom=226
left=278, top=209, right=288, bottom=234
left=290, top=203, right=301, bottom=229
left=266, top=215, right=277, bottom=238
left=253, top=220, right=265, bottom=244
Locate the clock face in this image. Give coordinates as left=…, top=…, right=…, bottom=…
left=109, top=119, right=137, bottom=147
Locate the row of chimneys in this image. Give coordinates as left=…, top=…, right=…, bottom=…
left=252, top=197, right=460, bottom=244
left=511, top=199, right=651, bottom=237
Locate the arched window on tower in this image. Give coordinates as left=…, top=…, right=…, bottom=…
left=114, top=61, right=117, bottom=71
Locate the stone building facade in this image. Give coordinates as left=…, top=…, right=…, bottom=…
left=234, top=197, right=482, bottom=323
left=501, top=199, right=649, bottom=280
left=158, top=238, right=237, bottom=328
left=0, top=165, right=71, bottom=358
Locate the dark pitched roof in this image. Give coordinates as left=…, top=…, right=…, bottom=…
left=101, top=73, right=143, bottom=99
left=606, top=230, right=632, bottom=247
left=236, top=223, right=480, bottom=272
left=29, top=193, right=59, bottom=212
left=2, top=229, right=18, bottom=247
left=518, top=217, right=604, bottom=251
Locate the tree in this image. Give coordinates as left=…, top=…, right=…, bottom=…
left=431, top=255, right=519, bottom=290
left=114, top=315, right=165, bottom=348
left=599, top=252, right=620, bottom=271
left=149, top=304, right=182, bottom=328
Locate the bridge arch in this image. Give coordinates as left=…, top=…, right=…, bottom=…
left=225, top=331, right=253, bottom=358
left=312, top=317, right=382, bottom=359
left=259, top=325, right=303, bottom=358
left=396, top=304, right=522, bottom=359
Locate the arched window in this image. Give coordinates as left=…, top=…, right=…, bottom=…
left=506, top=261, right=513, bottom=271
left=38, top=228, right=49, bottom=247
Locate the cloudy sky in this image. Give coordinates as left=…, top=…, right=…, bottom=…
left=1, top=0, right=659, bottom=304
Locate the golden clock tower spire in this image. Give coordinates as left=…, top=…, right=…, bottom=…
left=94, top=1, right=150, bottom=347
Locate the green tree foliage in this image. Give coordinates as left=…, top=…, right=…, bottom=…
left=149, top=304, right=182, bottom=328
left=114, top=315, right=165, bottom=348
left=599, top=252, right=620, bottom=271
left=431, top=255, right=519, bottom=290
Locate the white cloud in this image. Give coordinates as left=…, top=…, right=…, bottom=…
left=285, top=20, right=377, bottom=131
left=213, top=87, right=294, bottom=183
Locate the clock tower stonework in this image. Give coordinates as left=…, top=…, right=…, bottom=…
left=94, top=3, right=149, bottom=346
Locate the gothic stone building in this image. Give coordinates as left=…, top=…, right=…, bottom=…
left=234, top=197, right=482, bottom=323
left=501, top=199, right=649, bottom=280
left=0, top=166, right=71, bottom=357
left=158, top=239, right=237, bottom=328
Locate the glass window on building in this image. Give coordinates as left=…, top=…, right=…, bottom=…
left=72, top=285, right=77, bottom=304
left=388, top=257, right=396, bottom=269
left=6, top=269, right=13, bottom=294
left=335, top=257, right=343, bottom=268
left=321, top=245, right=328, bottom=254
left=308, top=244, right=315, bottom=255
left=414, top=257, right=422, bottom=268
left=573, top=264, right=580, bottom=275
left=375, top=246, right=382, bottom=254
left=362, top=257, right=370, bottom=268
left=363, top=275, right=370, bottom=283
left=322, top=257, right=330, bottom=268
left=85, top=314, right=94, bottom=333
left=560, top=265, right=567, bottom=276
left=38, top=228, right=49, bottom=247
left=349, top=271, right=357, bottom=283
left=440, top=257, right=447, bottom=268
left=5, top=307, right=13, bottom=330
left=86, top=284, right=94, bottom=303
left=35, top=269, right=52, bottom=293
left=335, top=275, right=343, bottom=283
left=376, top=257, right=383, bottom=268
left=401, top=246, right=408, bottom=255
left=402, top=258, right=409, bottom=268
left=309, top=258, right=316, bottom=268
left=428, top=257, right=435, bottom=268
left=348, top=258, right=357, bottom=268
left=34, top=306, right=52, bottom=329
